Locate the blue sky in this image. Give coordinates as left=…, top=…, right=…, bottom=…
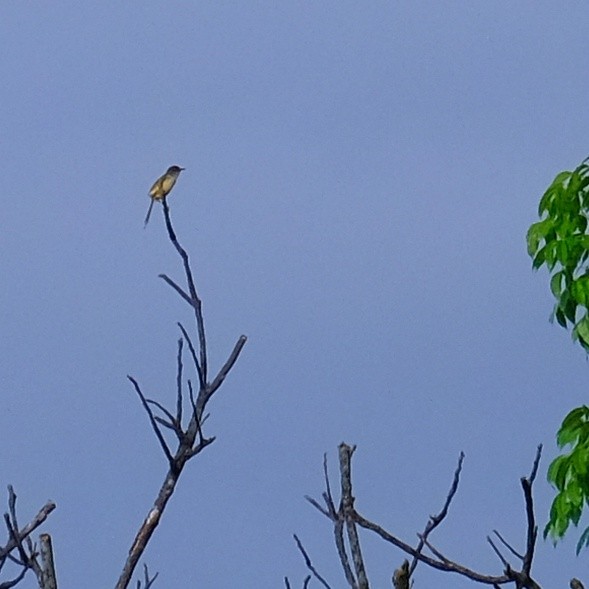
left=1, top=2, right=589, bottom=588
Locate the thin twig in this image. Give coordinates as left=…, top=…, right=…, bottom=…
left=293, top=535, right=332, bottom=589
left=305, top=496, right=330, bottom=518
left=177, top=323, right=204, bottom=391
left=176, top=338, right=184, bottom=427
left=0, top=495, right=55, bottom=559
left=417, top=534, right=450, bottom=563
left=147, top=399, right=178, bottom=431
left=4, top=515, right=28, bottom=568
left=207, top=336, right=248, bottom=398
left=128, top=376, right=174, bottom=465
left=159, top=274, right=193, bottom=308
left=354, top=512, right=509, bottom=584
left=521, top=445, right=542, bottom=576
left=409, top=452, right=464, bottom=576
left=486, top=536, right=509, bottom=568
left=0, top=567, right=27, bottom=589
left=529, top=444, right=542, bottom=483
left=137, top=563, right=158, bottom=589
left=492, top=530, right=523, bottom=561
left=323, top=453, right=336, bottom=517
left=163, top=198, right=208, bottom=383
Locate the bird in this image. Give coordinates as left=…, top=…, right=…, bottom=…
left=144, top=165, right=185, bottom=227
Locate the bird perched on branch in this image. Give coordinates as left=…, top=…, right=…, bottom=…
left=393, top=560, right=410, bottom=589
left=144, top=165, right=185, bottom=227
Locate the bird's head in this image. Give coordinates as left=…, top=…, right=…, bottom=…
left=167, top=165, right=185, bottom=175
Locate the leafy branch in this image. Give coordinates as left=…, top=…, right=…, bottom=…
left=528, top=157, right=589, bottom=552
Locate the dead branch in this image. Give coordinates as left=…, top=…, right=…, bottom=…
left=292, top=535, right=332, bottom=589
left=115, top=198, right=247, bottom=589
left=135, top=564, right=158, bottom=589
left=0, top=487, right=55, bottom=589
left=339, top=443, right=369, bottom=589
left=39, top=534, right=57, bottom=589
left=409, top=451, right=464, bottom=577
left=307, top=443, right=549, bottom=588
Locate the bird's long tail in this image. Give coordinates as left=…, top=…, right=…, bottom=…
left=144, top=198, right=155, bottom=228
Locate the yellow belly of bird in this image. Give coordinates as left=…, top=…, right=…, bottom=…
left=149, top=176, right=177, bottom=200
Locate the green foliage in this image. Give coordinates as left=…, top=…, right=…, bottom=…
left=544, top=406, right=589, bottom=554
left=527, top=158, right=589, bottom=353
left=529, top=159, right=589, bottom=551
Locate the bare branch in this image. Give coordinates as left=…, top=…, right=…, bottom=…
left=177, top=323, right=204, bottom=391
left=146, top=399, right=176, bottom=428
left=334, top=517, right=356, bottom=589
left=417, top=534, right=450, bottom=563
left=186, top=435, right=216, bottom=459
left=486, top=536, right=509, bottom=568
left=147, top=400, right=181, bottom=439
left=492, top=530, right=523, bottom=561
left=117, top=198, right=246, bottom=589
left=115, top=466, right=182, bottom=589
left=39, top=534, right=57, bottom=589
left=136, top=563, right=158, bottom=589
left=163, top=198, right=208, bottom=383
left=528, top=444, right=542, bottom=483
left=304, top=496, right=330, bottom=519
left=175, top=338, right=184, bottom=426
left=0, top=567, right=27, bottom=589
left=158, top=274, right=193, bottom=308
left=339, top=443, right=369, bottom=589
left=1, top=487, right=44, bottom=586
left=207, top=335, right=248, bottom=397
left=409, top=451, right=464, bottom=576
left=0, top=493, right=55, bottom=559
left=306, top=453, right=356, bottom=587
left=128, top=376, right=174, bottom=465
left=354, top=508, right=509, bottom=584
left=293, top=535, right=332, bottom=589
left=521, top=446, right=542, bottom=576
left=323, top=453, right=336, bottom=518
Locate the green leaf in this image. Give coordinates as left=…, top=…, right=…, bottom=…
left=563, top=298, right=578, bottom=323
left=550, top=271, right=564, bottom=298
left=555, top=306, right=568, bottom=328
left=575, top=315, right=589, bottom=347
left=570, top=503, right=582, bottom=527
left=539, top=171, right=572, bottom=214
left=557, top=239, right=569, bottom=266
left=571, top=446, right=589, bottom=478
left=577, top=526, right=589, bottom=554
left=547, top=454, right=571, bottom=490
left=545, top=241, right=559, bottom=270
left=571, top=278, right=589, bottom=307
left=559, top=406, right=589, bottom=434
left=532, top=246, right=546, bottom=270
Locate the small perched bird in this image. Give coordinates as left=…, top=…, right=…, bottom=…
left=144, top=165, right=185, bottom=227
left=392, top=560, right=410, bottom=589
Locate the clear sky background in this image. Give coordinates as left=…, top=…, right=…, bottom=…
left=1, top=2, right=588, bottom=588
